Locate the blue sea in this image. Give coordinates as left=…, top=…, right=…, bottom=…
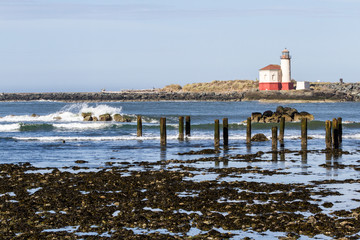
left=1, top=101, right=360, bottom=239
left=0, top=101, right=359, bottom=167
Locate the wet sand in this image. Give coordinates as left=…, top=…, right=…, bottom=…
left=1, top=149, right=360, bottom=239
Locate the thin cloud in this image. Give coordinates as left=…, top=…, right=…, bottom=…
left=0, top=1, right=354, bottom=21
left=0, top=1, right=164, bottom=20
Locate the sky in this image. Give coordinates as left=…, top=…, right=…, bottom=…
left=0, top=0, right=359, bottom=92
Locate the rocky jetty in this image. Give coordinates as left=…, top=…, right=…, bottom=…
left=0, top=82, right=359, bottom=102
left=251, top=106, right=314, bottom=123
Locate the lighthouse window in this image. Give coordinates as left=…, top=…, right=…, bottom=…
left=272, top=74, right=275, bottom=80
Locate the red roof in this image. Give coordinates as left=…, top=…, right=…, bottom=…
left=260, top=64, right=281, bottom=70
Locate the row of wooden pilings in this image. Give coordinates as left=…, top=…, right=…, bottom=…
left=135, top=115, right=343, bottom=149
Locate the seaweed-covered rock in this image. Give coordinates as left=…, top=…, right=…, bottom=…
left=113, top=114, right=132, bottom=122
left=251, top=112, right=262, bottom=122
left=81, top=112, right=92, bottom=118
left=251, top=133, right=269, bottom=142
left=99, top=114, right=112, bottom=121
left=300, top=111, right=314, bottom=121
left=263, top=110, right=273, bottom=118
left=251, top=106, right=313, bottom=123
left=83, top=115, right=93, bottom=121
left=283, top=107, right=298, bottom=117
left=276, top=106, right=285, bottom=114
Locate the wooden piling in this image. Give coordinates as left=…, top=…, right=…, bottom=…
left=279, top=117, right=285, bottom=147
left=301, top=118, right=307, bottom=148
left=325, top=120, right=332, bottom=149
left=185, top=116, right=191, bottom=136
left=246, top=117, right=251, bottom=144
left=223, top=118, right=228, bottom=147
left=280, top=151, right=285, bottom=161
left=160, top=117, right=166, bottom=146
left=137, top=115, right=142, bottom=137
left=272, top=126, right=278, bottom=151
left=178, top=116, right=184, bottom=140
left=214, top=119, right=220, bottom=148
left=332, top=118, right=339, bottom=149
left=337, top=117, right=342, bottom=144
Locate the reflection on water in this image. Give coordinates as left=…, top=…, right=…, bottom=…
left=160, top=146, right=167, bottom=162
left=280, top=151, right=285, bottom=161
left=301, top=146, right=308, bottom=174
left=325, top=151, right=341, bottom=177
left=272, top=152, right=278, bottom=162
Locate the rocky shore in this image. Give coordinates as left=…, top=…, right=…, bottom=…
left=1, top=149, right=360, bottom=239
left=0, top=82, right=359, bottom=102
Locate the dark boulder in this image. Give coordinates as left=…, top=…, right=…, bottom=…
left=263, top=110, right=273, bottom=117
left=251, top=112, right=262, bottom=122
left=283, top=107, right=298, bottom=117
left=251, top=133, right=269, bottom=142
left=99, top=114, right=112, bottom=121
left=299, top=111, right=314, bottom=121
left=276, top=106, right=285, bottom=114
left=81, top=112, right=92, bottom=118
left=113, top=114, right=132, bottom=122
left=83, top=115, right=93, bottom=121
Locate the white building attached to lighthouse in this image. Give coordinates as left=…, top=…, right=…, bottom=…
left=259, top=49, right=294, bottom=91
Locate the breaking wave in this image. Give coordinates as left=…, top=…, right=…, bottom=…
left=0, top=103, right=123, bottom=123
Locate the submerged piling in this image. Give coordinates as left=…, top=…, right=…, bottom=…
left=185, top=116, right=191, bottom=136
left=279, top=117, right=285, bottom=147
left=332, top=118, right=339, bottom=149
left=301, top=118, right=307, bottom=148
left=325, top=120, right=332, bottom=149
left=272, top=126, right=278, bottom=151
left=178, top=116, right=184, bottom=141
left=160, top=117, right=166, bottom=146
left=246, top=117, right=251, bottom=144
left=338, top=117, right=342, bottom=144
left=223, top=118, right=228, bottom=147
left=214, top=119, right=220, bottom=148
left=137, top=115, right=142, bottom=137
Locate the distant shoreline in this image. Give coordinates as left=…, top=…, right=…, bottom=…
left=0, top=88, right=359, bottom=102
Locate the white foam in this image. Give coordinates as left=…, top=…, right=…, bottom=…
left=53, top=122, right=119, bottom=130
left=343, top=121, right=357, bottom=124
left=0, top=103, right=123, bottom=123
left=13, top=134, right=247, bottom=142
left=14, top=136, right=161, bottom=142
left=62, top=103, right=122, bottom=119
left=344, top=134, right=360, bottom=139
left=0, top=124, right=20, bottom=132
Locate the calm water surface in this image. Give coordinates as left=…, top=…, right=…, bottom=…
left=1, top=101, right=360, bottom=239
left=0, top=101, right=359, bottom=169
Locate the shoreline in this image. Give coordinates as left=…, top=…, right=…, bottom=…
left=0, top=89, right=359, bottom=102
left=2, top=148, right=360, bottom=239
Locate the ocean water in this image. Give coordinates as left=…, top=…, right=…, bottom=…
left=1, top=101, right=360, bottom=239
left=0, top=101, right=359, bottom=169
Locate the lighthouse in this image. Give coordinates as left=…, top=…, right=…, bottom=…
left=258, top=49, right=294, bottom=90
left=280, top=48, right=293, bottom=90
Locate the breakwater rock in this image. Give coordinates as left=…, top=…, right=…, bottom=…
left=0, top=83, right=359, bottom=102
left=251, top=106, right=314, bottom=123
left=0, top=92, right=245, bottom=102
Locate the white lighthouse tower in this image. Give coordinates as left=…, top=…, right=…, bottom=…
left=280, top=48, right=293, bottom=90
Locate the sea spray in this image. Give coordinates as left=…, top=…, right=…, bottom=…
left=0, top=123, right=20, bottom=132
left=61, top=103, right=123, bottom=119
left=0, top=103, right=124, bottom=123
